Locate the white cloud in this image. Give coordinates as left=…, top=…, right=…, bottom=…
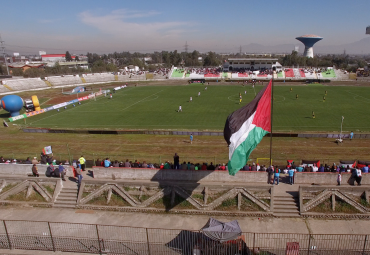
left=78, top=9, right=194, bottom=50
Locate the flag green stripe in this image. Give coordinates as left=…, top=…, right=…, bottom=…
left=228, top=126, right=268, bottom=176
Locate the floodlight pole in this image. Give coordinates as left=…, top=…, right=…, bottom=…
left=269, top=77, right=274, bottom=167
left=340, top=116, right=344, bottom=140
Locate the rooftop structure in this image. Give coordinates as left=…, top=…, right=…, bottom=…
left=296, top=34, right=323, bottom=58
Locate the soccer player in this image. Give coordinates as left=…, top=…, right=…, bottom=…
left=323, top=96, right=326, bottom=102
left=325, top=90, right=327, bottom=95
left=290, top=87, right=293, bottom=92
left=178, top=105, right=182, bottom=112
left=109, top=94, right=113, bottom=99
left=190, top=133, right=193, bottom=144
left=312, top=111, right=315, bottom=119
left=190, top=96, right=192, bottom=102
left=198, top=92, right=201, bottom=97
left=205, top=87, right=207, bottom=90
left=239, top=95, right=242, bottom=104
left=244, top=90, right=247, bottom=95
left=296, top=94, right=298, bottom=99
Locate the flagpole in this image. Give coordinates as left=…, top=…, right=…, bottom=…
left=269, top=77, right=274, bottom=166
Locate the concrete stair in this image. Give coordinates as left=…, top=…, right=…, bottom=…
left=54, top=183, right=78, bottom=209
left=273, top=192, right=300, bottom=217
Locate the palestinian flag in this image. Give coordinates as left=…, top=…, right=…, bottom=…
left=224, top=80, right=272, bottom=175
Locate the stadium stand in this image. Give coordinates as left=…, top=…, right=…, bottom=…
left=2, top=78, right=49, bottom=91
left=83, top=73, right=116, bottom=83
left=47, top=75, right=83, bottom=86
left=293, top=68, right=301, bottom=78
left=299, top=69, right=306, bottom=78
left=335, top=69, right=350, bottom=80
left=0, top=84, right=11, bottom=93
left=276, top=70, right=284, bottom=78
left=284, top=68, right=295, bottom=78
left=171, top=68, right=186, bottom=78
left=151, top=68, right=170, bottom=79
left=319, top=68, right=336, bottom=78
left=301, top=68, right=317, bottom=79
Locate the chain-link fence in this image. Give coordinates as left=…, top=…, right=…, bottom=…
left=0, top=220, right=369, bottom=255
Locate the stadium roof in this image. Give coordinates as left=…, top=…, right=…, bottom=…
left=8, top=63, right=44, bottom=68
left=41, top=54, right=76, bottom=59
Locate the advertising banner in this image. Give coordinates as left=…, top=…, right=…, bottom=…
left=8, top=114, right=27, bottom=122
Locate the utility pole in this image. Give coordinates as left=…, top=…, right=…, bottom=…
left=184, top=41, right=189, bottom=53
left=0, top=34, right=10, bottom=75
left=239, top=45, right=242, bottom=55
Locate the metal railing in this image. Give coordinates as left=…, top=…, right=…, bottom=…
left=0, top=219, right=369, bottom=255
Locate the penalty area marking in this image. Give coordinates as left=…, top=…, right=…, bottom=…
left=346, top=91, right=370, bottom=102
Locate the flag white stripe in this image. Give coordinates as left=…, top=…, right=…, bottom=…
left=228, top=112, right=256, bottom=159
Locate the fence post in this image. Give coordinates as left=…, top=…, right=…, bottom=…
left=3, top=221, right=12, bottom=250
left=96, top=224, right=102, bottom=254
left=146, top=228, right=151, bottom=255
left=48, top=222, right=56, bottom=252
left=253, top=233, right=255, bottom=255
left=363, top=235, right=368, bottom=255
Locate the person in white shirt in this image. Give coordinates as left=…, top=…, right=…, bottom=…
left=198, top=92, right=201, bottom=96
left=189, top=97, right=192, bottom=102
left=178, top=105, right=182, bottom=112
left=312, top=164, right=318, bottom=172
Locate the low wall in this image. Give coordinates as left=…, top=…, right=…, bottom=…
left=0, top=164, right=74, bottom=177
left=295, top=172, right=370, bottom=185
left=92, top=167, right=269, bottom=183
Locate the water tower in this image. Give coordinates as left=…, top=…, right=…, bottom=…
left=295, top=34, right=323, bottom=58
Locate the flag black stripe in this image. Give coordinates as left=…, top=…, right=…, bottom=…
left=223, top=84, right=269, bottom=146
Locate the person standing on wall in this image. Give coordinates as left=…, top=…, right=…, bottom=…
left=174, top=153, right=180, bottom=169
left=79, top=155, right=86, bottom=171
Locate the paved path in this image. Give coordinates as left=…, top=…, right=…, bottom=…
left=0, top=206, right=369, bottom=235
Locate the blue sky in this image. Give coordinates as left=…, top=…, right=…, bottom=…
left=1, top=0, right=370, bottom=54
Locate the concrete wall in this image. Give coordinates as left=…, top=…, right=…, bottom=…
left=92, top=167, right=270, bottom=183
left=0, top=164, right=75, bottom=177
left=295, top=172, right=370, bottom=185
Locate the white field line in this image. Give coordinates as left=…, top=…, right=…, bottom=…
left=26, top=89, right=163, bottom=125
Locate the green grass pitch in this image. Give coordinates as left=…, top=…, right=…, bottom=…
left=12, top=84, right=370, bottom=132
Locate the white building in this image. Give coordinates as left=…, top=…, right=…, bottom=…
left=223, top=58, right=282, bottom=72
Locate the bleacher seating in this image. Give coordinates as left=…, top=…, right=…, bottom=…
left=47, top=75, right=83, bottom=86
left=2, top=78, right=49, bottom=91
left=171, top=68, right=185, bottom=78
left=319, top=68, right=336, bottom=79
left=0, top=84, right=10, bottom=93
left=284, top=69, right=295, bottom=78
left=83, top=73, right=115, bottom=83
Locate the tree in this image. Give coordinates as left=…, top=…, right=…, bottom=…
left=65, top=51, right=73, bottom=62
left=11, top=68, right=23, bottom=77
left=75, top=56, right=80, bottom=61
left=24, top=68, right=44, bottom=78
left=203, top=52, right=221, bottom=66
